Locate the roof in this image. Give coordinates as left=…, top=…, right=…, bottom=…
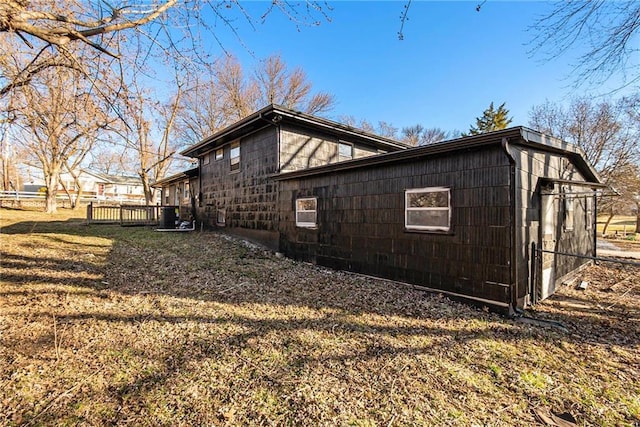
left=77, top=169, right=142, bottom=185
left=151, top=167, right=199, bottom=187
left=180, top=104, right=412, bottom=158
left=273, top=126, right=602, bottom=184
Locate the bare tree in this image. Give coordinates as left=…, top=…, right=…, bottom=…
left=177, top=54, right=335, bottom=143
left=11, top=66, right=110, bottom=212
left=529, top=96, right=640, bottom=231
left=0, top=1, right=332, bottom=99
left=117, top=76, right=184, bottom=204
left=530, top=1, right=640, bottom=88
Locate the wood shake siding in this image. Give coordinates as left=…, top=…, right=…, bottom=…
left=198, top=127, right=279, bottom=236
left=278, top=146, right=515, bottom=307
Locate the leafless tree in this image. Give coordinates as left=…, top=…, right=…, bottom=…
left=177, top=54, right=335, bottom=143
left=116, top=76, right=185, bottom=204
left=0, top=1, right=332, bottom=99
left=401, top=125, right=449, bottom=146
left=530, top=1, right=640, bottom=88
left=529, top=96, right=640, bottom=230
left=11, top=65, right=111, bottom=212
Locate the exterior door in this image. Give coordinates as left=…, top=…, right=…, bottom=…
left=540, top=190, right=558, bottom=300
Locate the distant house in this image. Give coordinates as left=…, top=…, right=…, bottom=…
left=19, top=164, right=147, bottom=204
left=156, top=105, right=604, bottom=314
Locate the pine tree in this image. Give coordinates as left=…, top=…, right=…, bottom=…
left=467, top=102, right=512, bottom=135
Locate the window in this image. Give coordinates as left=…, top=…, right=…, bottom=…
left=584, top=196, right=593, bottom=231
left=563, top=187, right=574, bottom=231
left=296, top=197, right=317, bottom=228
left=184, top=182, right=190, bottom=200
left=203, top=153, right=210, bottom=165
left=164, top=189, right=169, bottom=204
left=215, top=148, right=224, bottom=161
left=405, top=187, right=451, bottom=232
left=217, top=208, right=226, bottom=226
left=338, top=142, right=353, bottom=160
left=230, top=142, right=240, bottom=171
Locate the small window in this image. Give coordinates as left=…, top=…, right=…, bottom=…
left=296, top=197, right=317, bottom=228
left=405, top=187, right=451, bottom=232
left=585, top=196, right=593, bottom=231
left=164, top=189, right=169, bottom=204
left=230, top=142, right=240, bottom=171
left=217, top=208, right=226, bottom=226
left=338, top=142, right=353, bottom=160
left=215, top=148, right=224, bottom=161
left=184, top=182, right=190, bottom=200
left=203, top=153, right=210, bottom=165
left=563, top=188, right=574, bottom=231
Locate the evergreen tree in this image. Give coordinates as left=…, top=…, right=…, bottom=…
left=467, top=102, right=512, bottom=135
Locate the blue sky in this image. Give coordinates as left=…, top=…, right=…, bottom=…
left=192, top=1, right=631, bottom=134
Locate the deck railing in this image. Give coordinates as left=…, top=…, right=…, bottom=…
left=86, top=203, right=176, bottom=226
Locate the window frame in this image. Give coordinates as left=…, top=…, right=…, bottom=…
left=295, top=197, right=318, bottom=228
left=215, top=148, right=224, bottom=161
left=230, top=141, right=240, bottom=171
left=183, top=181, right=190, bottom=200
left=405, top=187, right=452, bottom=232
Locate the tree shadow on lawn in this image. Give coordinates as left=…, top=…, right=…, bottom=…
left=1, top=220, right=638, bottom=349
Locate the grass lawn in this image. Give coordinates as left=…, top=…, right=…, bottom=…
left=597, top=215, right=638, bottom=237
left=1, top=208, right=639, bottom=426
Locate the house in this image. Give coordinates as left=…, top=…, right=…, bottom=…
left=179, top=104, right=409, bottom=248
left=19, top=164, right=147, bottom=204
left=163, top=105, right=603, bottom=314
left=151, top=167, right=199, bottom=220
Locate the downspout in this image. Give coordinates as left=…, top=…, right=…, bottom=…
left=501, top=137, right=518, bottom=315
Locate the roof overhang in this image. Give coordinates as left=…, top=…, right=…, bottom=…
left=151, top=167, right=199, bottom=188
left=180, top=104, right=411, bottom=158
left=273, top=127, right=603, bottom=185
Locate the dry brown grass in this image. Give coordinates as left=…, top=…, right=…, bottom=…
left=1, top=208, right=638, bottom=426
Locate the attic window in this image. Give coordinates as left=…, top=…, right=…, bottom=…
left=230, top=142, right=240, bottom=171
left=338, top=142, right=353, bottom=160
left=405, top=187, right=451, bottom=232
left=296, top=197, right=317, bottom=228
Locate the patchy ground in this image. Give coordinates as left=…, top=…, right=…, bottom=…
left=1, top=208, right=638, bottom=426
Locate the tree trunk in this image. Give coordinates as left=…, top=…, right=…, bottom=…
left=44, top=173, right=59, bottom=213
left=635, top=202, right=640, bottom=237
left=602, top=209, right=616, bottom=236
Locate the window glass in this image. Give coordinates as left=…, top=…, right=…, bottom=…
left=296, top=197, right=317, bottom=228
left=338, top=142, right=353, bottom=160
left=230, top=142, right=240, bottom=170
left=405, top=187, right=451, bottom=232
left=217, top=208, right=226, bottom=225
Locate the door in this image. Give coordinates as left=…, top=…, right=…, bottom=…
left=540, top=189, right=558, bottom=300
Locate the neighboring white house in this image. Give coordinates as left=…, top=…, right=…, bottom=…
left=19, top=163, right=150, bottom=204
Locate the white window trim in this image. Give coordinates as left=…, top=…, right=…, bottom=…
left=405, top=187, right=451, bottom=232
left=296, top=197, right=317, bottom=228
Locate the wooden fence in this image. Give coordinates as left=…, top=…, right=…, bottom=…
left=87, top=203, right=177, bottom=226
